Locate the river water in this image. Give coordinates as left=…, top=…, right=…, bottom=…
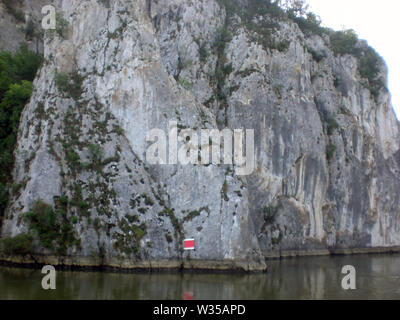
left=1, top=254, right=399, bottom=300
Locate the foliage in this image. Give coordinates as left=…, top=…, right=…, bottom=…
left=198, top=42, right=208, bottom=63
left=213, top=26, right=231, bottom=56
left=25, top=18, right=36, bottom=39
left=1, top=233, right=32, bottom=256
left=23, top=200, right=79, bottom=255
left=327, top=114, right=339, bottom=135
left=330, top=30, right=359, bottom=55
left=178, top=78, right=193, bottom=90
left=59, top=194, right=68, bottom=206
left=277, top=40, right=290, bottom=52
left=215, top=63, right=233, bottom=88
left=245, top=0, right=286, bottom=19
left=282, top=0, right=309, bottom=17
left=358, top=47, right=385, bottom=99
left=216, top=0, right=241, bottom=20
left=66, top=147, right=80, bottom=168
left=0, top=44, right=42, bottom=95
left=0, top=45, right=42, bottom=219
left=306, top=46, right=326, bottom=63
left=0, top=81, right=33, bottom=134
left=132, top=225, right=146, bottom=242
left=334, top=76, right=340, bottom=88
left=263, top=204, right=281, bottom=225
left=88, top=143, right=104, bottom=164
left=55, top=71, right=83, bottom=100
left=165, top=233, right=173, bottom=243
left=326, top=143, right=337, bottom=161
left=56, top=12, right=69, bottom=38
left=283, top=0, right=385, bottom=99
left=358, top=47, right=381, bottom=81
left=0, top=182, right=7, bottom=212
left=24, top=200, right=59, bottom=250
left=3, top=0, right=25, bottom=23
left=78, top=200, right=90, bottom=209
left=161, top=208, right=180, bottom=234
left=330, top=30, right=385, bottom=99
left=217, top=0, right=282, bottom=51
left=289, top=12, right=326, bottom=36
left=55, top=72, right=69, bottom=92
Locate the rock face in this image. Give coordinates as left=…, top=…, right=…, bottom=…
left=1, top=0, right=400, bottom=271
left=0, top=0, right=56, bottom=53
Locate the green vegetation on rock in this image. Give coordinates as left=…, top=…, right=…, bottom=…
left=326, top=143, right=337, bottom=161
left=55, top=71, right=83, bottom=100
left=3, top=0, right=25, bottom=23
left=215, top=0, right=386, bottom=100
left=23, top=200, right=80, bottom=255
left=0, top=44, right=42, bottom=222
left=263, top=204, right=281, bottom=225
left=327, top=114, right=339, bottom=135
left=1, top=233, right=32, bottom=256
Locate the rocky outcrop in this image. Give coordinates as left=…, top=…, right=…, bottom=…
left=0, top=0, right=58, bottom=53
left=1, top=0, right=399, bottom=271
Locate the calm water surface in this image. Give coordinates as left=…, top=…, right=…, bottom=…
left=1, top=254, right=399, bottom=300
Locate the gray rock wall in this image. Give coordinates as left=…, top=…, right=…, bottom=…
left=1, top=0, right=399, bottom=271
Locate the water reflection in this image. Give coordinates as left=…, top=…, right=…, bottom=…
left=0, top=254, right=399, bottom=300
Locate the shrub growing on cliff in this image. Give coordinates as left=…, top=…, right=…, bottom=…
left=198, top=42, right=208, bottom=63
left=358, top=47, right=385, bottom=99
left=330, top=30, right=384, bottom=100
left=330, top=30, right=359, bottom=56
left=25, top=18, right=36, bottom=39
left=263, top=204, right=280, bottom=225
left=289, top=12, right=326, bottom=36
left=47, top=11, right=69, bottom=38
left=326, top=144, right=337, bottom=161
left=59, top=194, right=68, bottom=206
left=327, top=114, right=339, bottom=135
left=0, top=44, right=42, bottom=97
left=55, top=72, right=69, bottom=92
left=178, top=78, right=193, bottom=90
left=24, top=200, right=79, bottom=254
left=277, top=40, right=290, bottom=52
left=306, top=46, right=326, bottom=63
left=3, top=0, right=25, bottom=23
left=1, top=233, right=33, bottom=256
left=0, top=182, right=7, bottom=212
left=213, top=26, right=231, bottom=56
left=24, top=201, right=59, bottom=249
left=88, top=143, right=104, bottom=164
left=359, top=47, right=381, bottom=81
left=55, top=71, right=83, bottom=100
left=334, top=76, right=341, bottom=88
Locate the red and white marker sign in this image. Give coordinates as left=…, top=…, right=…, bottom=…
left=184, top=238, right=195, bottom=250
left=183, top=291, right=194, bottom=300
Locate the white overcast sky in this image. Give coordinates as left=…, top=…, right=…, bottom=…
left=306, top=0, right=400, bottom=119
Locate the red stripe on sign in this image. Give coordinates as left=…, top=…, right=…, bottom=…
left=183, top=292, right=194, bottom=300
left=184, top=239, right=195, bottom=249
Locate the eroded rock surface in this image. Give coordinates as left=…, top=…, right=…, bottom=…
left=1, top=0, right=399, bottom=271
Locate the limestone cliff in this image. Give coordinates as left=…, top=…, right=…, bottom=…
left=1, top=0, right=399, bottom=271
